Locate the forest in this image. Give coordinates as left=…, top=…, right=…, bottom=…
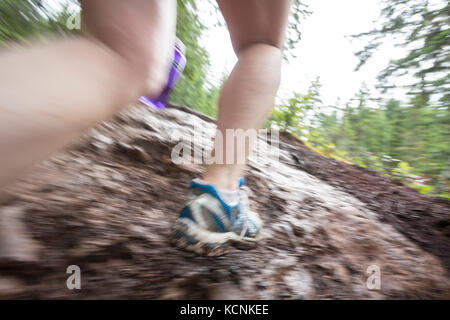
left=0, top=0, right=448, bottom=199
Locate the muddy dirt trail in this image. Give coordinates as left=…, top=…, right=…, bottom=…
left=0, top=104, right=449, bottom=299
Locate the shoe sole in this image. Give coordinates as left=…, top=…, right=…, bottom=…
left=172, top=218, right=263, bottom=257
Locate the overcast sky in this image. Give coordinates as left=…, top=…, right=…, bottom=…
left=198, top=0, right=409, bottom=107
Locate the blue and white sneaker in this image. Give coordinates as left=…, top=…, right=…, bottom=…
left=172, top=178, right=263, bottom=256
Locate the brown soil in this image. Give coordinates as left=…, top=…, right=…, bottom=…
left=0, top=104, right=449, bottom=299
left=279, top=131, right=450, bottom=272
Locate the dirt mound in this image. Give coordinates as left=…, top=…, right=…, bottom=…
left=279, top=131, right=450, bottom=272
left=0, top=104, right=449, bottom=299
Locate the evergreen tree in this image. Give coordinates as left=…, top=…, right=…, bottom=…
left=353, top=0, right=449, bottom=108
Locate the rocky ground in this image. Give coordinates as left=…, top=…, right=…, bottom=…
left=0, top=104, right=449, bottom=299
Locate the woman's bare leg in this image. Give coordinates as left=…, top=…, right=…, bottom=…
left=202, top=0, right=292, bottom=190
left=0, top=0, right=176, bottom=188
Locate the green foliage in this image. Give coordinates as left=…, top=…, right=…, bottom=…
left=284, top=0, right=311, bottom=60
left=266, top=79, right=321, bottom=133
left=0, top=0, right=77, bottom=43
left=169, top=0, right=219, bottom=117
left=353, top=0, right=450, bottom=108
left=271, top=76, right=449, bottom=199
left=267, top=93, right=312, bottom=132
left=315, top=91, right=449, bottom=199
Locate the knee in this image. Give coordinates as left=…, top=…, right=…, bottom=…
left=236, top=40, right=282, bottom=60
left=105, top=33, right=172, bottom=99
left=123, top=44, right=172, bottom=98
left=236, top=42, right=282, bottom=87
left=237, top=42, right=282, bottom=69
left=81, top=2, right=173, bottom=99
left=82, top=34, right=172, bottom=100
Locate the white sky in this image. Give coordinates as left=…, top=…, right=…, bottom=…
left=198, top=0, right=409, bottom=107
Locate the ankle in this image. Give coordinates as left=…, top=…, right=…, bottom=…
left=201, top=177, right=239, bottom=191
left=202, top=173, right=239, bottom=191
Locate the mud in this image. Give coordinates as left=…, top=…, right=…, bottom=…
left=0, top=104, right=449, bottom=299
left=279, top=132, right=450, bottom=272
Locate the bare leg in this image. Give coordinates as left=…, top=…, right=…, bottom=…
left=0, top=0, right=176, bottom=188
left=202, top=0, right=292, bottom=190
